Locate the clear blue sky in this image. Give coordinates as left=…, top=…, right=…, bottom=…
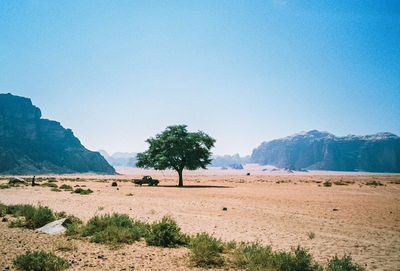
left=1, top=1, right=399, bottom=155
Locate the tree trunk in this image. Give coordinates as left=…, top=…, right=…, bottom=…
left=178, top=169, right=183, bottom=187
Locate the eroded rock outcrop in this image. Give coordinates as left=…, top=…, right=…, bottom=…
left=251, top=130, right=400, bottom=172
left=0, top=93, right=115, bottom=174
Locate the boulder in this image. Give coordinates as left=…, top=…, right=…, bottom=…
left=8, top=177, right=27, bottom=185
left=36, top=218, right=71, bottom=234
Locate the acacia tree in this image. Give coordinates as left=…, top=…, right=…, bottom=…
left=136, top=125, right=215, bottom=187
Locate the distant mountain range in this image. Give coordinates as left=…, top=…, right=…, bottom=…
left=251, top=130, right=400, bottom=172
left=99, top=150, right=137, bottom=167
left=2, top=93, right=398, bottom=174
left=100, top=131, right=400, bottom=173
left=0, top=93, right=115, bottom=174
left=210, top=154, right=250, bottom=169
left=99, top=151, right=250, bottom=169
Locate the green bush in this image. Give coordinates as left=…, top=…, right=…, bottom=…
left=5, top=204, right=55, bottom=229
left=229, top=244, right=322, bottom=271
left=42, top=182, right=58, bottom=188
left=13, top=250, right=70, bottom=271
left=80, top=213, right=147, bottom=247
left=145, top=216, right=187, bottom=247
left=0, top=203, right=7, bottom=216
left=26, top=206, right=55, bottom=229
left=229, top=242, right=274, bottom=270
left=47, top=177, right=58, bottom=183
left=73, top=188, right=93, bottom=195
left=6, top=204, right=35, bottom=217
left=65, top=221, right=83, bottom=237
left=333, top=181, right=348, bottom=186
left=323, top=181, right=332, bottom=187
left=326, top=255, right=364, bottom=271
left=274, top=246, right=322, bottom=271
left=187, top=232, right=225, bottom=267
left=365, top=181, right=383, bottom=186
left=0, top=184, right=10, bottom=189
left=59, top=184, right=72, bottom=190
left=90, top=225, right=141, bottom=246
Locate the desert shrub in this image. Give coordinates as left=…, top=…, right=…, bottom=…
left=365, top=181, right=383, bottom=186
left=65, top=221, right=84, bottom=237
left=333, top=181, right=348, bottom=186
left=126, top=193, right=134, bottom=196
left=0, top=203, right=7, bottom=216
left=80, top=213, right=147, bottom=247
left=6, top=204, right=36, bottom=217
left=26, top=206, right=55, bottom=229
left=145, top=216, right=187, bottom=247
left=13, top=250, right=70, bottom=271
left=229, top=244, right=322, bottom=271
left=90, top=225, right=141, bottom=247
left=51, top=188, right=61, bottom=192
left=55, top=240, right=77, bottom=252
left=273, top=246, right=323, bottom=271
left=54, top=211, right=83, bottom=226
left=223, top=240, right=237, bottom=251
left=0, top=184, right=10, bottom=189
left=187, top=232, right=225, bottom=267
left=73, top=188, right=93, bottom=195
left=326, top=255, right=364, bottom=271
left=9, top=219, right=26, bottom=228
left=47, top=177, right=57, bottom=183
left=308, top=232, right=316, bottom=239
left=323, top=181, right=332, bottom=187
left=229, top=242, right=274, bottom=270
left=59, top=184, right=72, bottom=190
left=42, top=182, right=58, bottom=188
left=5, top=204, right=55, bottom=229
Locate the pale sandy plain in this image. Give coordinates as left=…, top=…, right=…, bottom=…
left=0, top=165, right=399, bottom=271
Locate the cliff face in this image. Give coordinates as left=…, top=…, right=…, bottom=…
left=251, top=130, right=400, bottom=173
left=0, top=93, right=116, bottom=174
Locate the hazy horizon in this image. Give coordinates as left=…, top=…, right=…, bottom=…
left=1, top=1, right=399, bottom=156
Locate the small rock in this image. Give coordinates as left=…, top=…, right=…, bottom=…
left=2, top=217, right=8, bottom=222
left=222, top=207, right=227, bottom=211
left=112, top=182, right=118, bottom=187
left=246, top=172, right=250, bottom=176
left=97, top=255, right=105, bottom=259
left=4, top=265, right=9, bottom=270
left=332, top=208, right=339, bottom=211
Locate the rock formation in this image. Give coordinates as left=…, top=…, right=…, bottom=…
left=251, top=130, right=400, bottom=172
left=0, top=93, right=115, bottom=174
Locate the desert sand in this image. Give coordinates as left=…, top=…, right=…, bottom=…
left=0, top=170, right=399, bottom=270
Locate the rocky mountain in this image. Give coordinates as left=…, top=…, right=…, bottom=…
left=99, top=150, right=137, bottom=167
left=251, top=130, right=400, bottom=172
left=211, top=154, right=250, bottom=168
left=0, top=93, right=116, bottom=174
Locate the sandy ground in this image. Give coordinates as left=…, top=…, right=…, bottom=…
left=0, top=172, right=399, bottom=271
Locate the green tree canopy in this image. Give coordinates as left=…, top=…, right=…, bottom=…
left=136, top=125, right=215, bottom=186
